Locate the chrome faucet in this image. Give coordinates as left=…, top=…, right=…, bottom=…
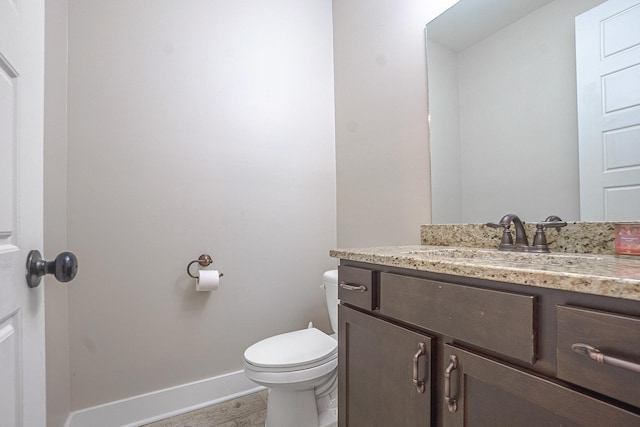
left=486, top=214, right=567, bottom=253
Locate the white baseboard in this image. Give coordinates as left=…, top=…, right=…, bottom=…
left=65, top=370, right=264, bottom=427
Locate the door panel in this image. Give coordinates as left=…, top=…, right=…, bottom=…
left=0, top=58, right=17, bottom=246
left=601, top=2, right=640, bottom=57
left=604, top=125, right=640, bottom=169
left=0, top=7, right=22, bottom=423
left=0, top=0, right=46, bottom=425
left=0, top=314, right=19, bottom=427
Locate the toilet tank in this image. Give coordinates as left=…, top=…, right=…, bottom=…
left=323, top=270, right=339, bottom=334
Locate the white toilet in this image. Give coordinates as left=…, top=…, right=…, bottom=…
left=244, top=270, right=339, bottom=427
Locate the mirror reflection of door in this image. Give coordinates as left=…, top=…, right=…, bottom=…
left=577, top=0, right=640, bottom=221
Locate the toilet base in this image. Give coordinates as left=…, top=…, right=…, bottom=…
left=318, top=407, right=338, bottom=427
left=263, top=387, right=338, bottom=427
left=316, top=382, right=338, bottom=427
left=265, top=388, right=318, bottom=427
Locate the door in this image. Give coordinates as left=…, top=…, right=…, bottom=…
left=576, top=0, right=640, bottom=220
left=442, top=344, right=640, bottom=427
left=0, top=0, right=46, bottom=426
left=338, top=305, right=433, bottom=426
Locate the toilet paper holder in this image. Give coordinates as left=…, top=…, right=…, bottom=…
left=187, top=254, right=224, bottom=279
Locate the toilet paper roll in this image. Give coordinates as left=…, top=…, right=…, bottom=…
left=196, top=270, right=220, bottom=291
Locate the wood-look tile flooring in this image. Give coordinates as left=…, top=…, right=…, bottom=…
left=143, top=390, right=267, bottom=427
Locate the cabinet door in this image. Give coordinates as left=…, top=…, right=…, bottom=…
left=442, top=344, right=640, bottom=427
left=339, top=305, right=433, bottom=426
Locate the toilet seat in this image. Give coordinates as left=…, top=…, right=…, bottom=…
left=244, top=357, right=337, bottom=386
left=244, top=328, right=337, bottom=373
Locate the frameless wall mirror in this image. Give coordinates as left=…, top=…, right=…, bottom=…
left=427, top=0, right=606, bottom=224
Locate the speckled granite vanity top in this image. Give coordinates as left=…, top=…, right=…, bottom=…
left=330, top=245, right=640, bottom=301
left=330, top=222, right=640, bottom=302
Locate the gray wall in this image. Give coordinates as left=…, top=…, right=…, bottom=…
left=44, top=0, right=70, bottom=425
left=65, top=0, right=336, bottom=410
left=44, top=0, right=447, bottom=422
left=333, top=0, right=438, bottom=247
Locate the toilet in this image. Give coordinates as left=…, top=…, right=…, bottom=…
left=244, top=270, right=339, bottom=427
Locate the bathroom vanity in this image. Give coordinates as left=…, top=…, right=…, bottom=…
left=331, top=243, right=640, bottom=426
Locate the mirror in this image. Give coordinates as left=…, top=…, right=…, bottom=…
left=427, top=0, right=606, bottom=224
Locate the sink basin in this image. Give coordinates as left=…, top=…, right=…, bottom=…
left=401, top=247, right=604, bottom=267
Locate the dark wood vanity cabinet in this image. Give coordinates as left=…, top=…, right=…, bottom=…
left=337, top=263, right=640, bottom=427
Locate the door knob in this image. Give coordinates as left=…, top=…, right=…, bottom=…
left=26, top=250, right=78, bottom=288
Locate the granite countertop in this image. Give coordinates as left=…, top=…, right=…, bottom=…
left=330, top=245, right=640, bottom=302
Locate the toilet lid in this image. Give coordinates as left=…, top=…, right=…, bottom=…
left=244, top=328, right=337, bottom=370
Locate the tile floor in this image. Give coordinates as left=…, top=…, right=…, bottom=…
left=142, top=390, right=267, bottom=427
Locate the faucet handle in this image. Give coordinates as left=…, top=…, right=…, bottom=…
left=485, top=222, right=514, bottom=249
left=531, top=223, right=550, bottom=251
left=531, top=216, right=567, bottom=252
left=485, top=222, right=504, bottom=229
left=538, top=215, right=567, bottom=229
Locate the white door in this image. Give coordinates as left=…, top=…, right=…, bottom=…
left=577, top=0, right=640, bottom=221
left=0, top=0, right=46, bottom=426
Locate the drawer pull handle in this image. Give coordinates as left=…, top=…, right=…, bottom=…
left=412, top=342, right=427, bottom=394
left=339, top=281, right=367, bottom=292
left=444, top=355, right=458, bottom=413
left=572, top=343, right=640, bottom=374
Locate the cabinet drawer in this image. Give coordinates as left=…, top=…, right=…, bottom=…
left=557, top=305, right=640, bottom=407
left=338, top=266, right=376, bottom=310
left=379, top=273, right=536, bottom=363
left=443, top=343, right=640, bottom=427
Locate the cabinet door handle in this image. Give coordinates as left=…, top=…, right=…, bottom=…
left=444, top=355, right=458, bottom=413
left=412, top=342, right=427, bottom=394
left=339, top=281, right=367, bottom=292
left=572, top=343, right=640, bottom=374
